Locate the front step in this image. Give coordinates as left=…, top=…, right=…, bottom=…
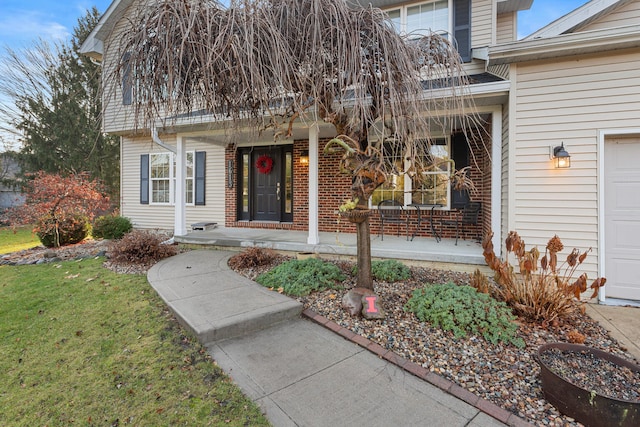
left=147, top=250, right=303, bottom=344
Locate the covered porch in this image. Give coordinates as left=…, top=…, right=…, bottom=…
left=174, top=226, right=486, bottom=272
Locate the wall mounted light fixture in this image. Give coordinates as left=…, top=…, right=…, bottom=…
left=552, top=143, right=571, bottom=168
left=299, top=150, right=309, bottom=165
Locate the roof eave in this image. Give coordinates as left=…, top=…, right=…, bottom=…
left=525, top=0, right=625, bottom=40
left=80, top=0, right=135, bottom=60
left=490, top=24, right=640, bottom=65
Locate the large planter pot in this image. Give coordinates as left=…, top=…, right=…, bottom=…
left=536, top=342, right=640, bottom=427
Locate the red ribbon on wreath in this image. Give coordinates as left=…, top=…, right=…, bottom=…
left=255, top=154, right=274, bottom=174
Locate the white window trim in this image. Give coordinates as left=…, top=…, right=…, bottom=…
left=385, top=0, right=452, bottom=38
left=149, top=151, right=195, bottom=206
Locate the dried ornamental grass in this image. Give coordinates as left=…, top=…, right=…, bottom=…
left=480, top=231, right=606, bottom=325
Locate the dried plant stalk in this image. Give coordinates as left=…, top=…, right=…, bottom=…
left=480, top=231, right=606, bottom=324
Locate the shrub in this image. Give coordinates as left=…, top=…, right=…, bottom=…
left=108, top=230, right=178, bottom=265
left=256, top=258, right=345, bottom=296
left=405, top=282, right=525, bottom=348
left=352, top=259, right=412, bottom=282
left=92, top=215, right=133, bottom=239
left=480, top=231, right=606, bottom=324
left=228, top=247, right=280, bottom=269
left=36, top=214, right=90, bottom=248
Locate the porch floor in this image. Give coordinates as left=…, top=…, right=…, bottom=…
left=175, top=227, right=487, bottom=273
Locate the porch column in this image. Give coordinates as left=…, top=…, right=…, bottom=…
left=491, top=106, right=502, bottom=257
left=307, top=124, right=320, bottom=244
left=175, top=135, right=187, bottom=236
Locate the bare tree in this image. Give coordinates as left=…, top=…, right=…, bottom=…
left=110, top=0, right=482, bottom=290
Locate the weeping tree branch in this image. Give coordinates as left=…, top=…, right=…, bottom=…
left=107, top=0, right=486, bottom=180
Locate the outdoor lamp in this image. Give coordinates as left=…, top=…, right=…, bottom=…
left=553, top=143, right=571, bottom=168
left=299, top=150, right=309, bottom=165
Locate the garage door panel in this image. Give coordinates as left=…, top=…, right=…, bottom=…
left=607, top=259, right=640, bottom=301
left=610, top=220, right=640, bottom=249
left=605, top=138, right=640, bottom=302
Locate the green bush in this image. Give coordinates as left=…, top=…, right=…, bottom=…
left=37, top=214, right=90, bottom=247
left=352, top=259, right=411, bottom=282
left=405, top=283, right=525, bottom=348
left=107, top=230, right=178, bottom=265
left=92, top=215, right=133, bottom=239
left=256, top=258, right=345, bottom=296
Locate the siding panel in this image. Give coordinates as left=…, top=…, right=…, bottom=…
left=512, top=49, right=640, bottom=279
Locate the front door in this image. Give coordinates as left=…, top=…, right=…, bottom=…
left=253, top=148, right=281, bottom=221
left=237, top=146, right=293, bottom=222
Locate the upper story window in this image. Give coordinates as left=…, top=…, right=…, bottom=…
left=386, top=0, right=449, bottom=38
left=385, top=0, right=471, bottom=62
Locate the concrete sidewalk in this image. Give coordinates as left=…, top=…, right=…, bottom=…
left=148, top=249, right=529, bottom=426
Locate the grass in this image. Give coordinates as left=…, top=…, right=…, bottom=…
left=0, top=257, right=270, bottom=426
left=0, top=225, right=41, bottom=254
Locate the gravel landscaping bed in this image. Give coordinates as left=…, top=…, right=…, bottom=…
left=7, top=242, right=638, bottom=426
left=234, top=256, right=640, bottom=427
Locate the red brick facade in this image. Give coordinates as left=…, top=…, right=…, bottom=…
left=224, top=131, right=491, bottom=241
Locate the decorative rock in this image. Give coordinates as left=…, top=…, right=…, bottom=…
left=361, top=294, right=385, bottom=320
left=43, top=250, right=57, bottom=258
left=341, top=287, right=375, bottom=317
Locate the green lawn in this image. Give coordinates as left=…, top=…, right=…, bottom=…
left=0, top=257, right=270, bottom=426
left=0, top=225, right=41, bottom=254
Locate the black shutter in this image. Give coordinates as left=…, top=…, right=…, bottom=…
left=122, top=52, right=132, bottom=105
left=453, top=0, right=471, bottom=63
left=140, top=154, right=149, bottom=204
left=195, top=151, right=206, bottom=205
left=451, top=133, right=470, bottom=208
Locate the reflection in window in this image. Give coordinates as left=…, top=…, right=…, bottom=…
left=371, top=142, right=406, bottom=206
left=242, top=153, right=249, bottom=214
left=411, top=138, right=451, bottom=207
left=386, top=0, right=449, bottom=38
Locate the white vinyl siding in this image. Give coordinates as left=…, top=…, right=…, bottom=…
left=496, top=11, right=516, bottom=43
left=120, top=135, right=225, bottom=230
left=471, top=0, right=492, bottom=47
left=511, top=49, right=640, bottom=278
left=579, top=1, right=640, bottom=32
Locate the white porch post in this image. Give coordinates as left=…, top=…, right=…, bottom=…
left=491, top=106, right=502, bottom=257
left=174, top=135, right=187, bottom=236
left=307, top=124, right=320, bottom=244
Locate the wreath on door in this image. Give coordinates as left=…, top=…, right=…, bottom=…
left=255, top=154, right=274, bottom=174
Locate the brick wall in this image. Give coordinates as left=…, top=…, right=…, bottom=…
left=223, top=129, right=492, bottom=242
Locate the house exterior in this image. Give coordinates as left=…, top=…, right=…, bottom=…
left=81, top=0, right=640, bottom=304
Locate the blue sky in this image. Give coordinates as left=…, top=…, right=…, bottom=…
left=0, top=0, right=589, bottom=49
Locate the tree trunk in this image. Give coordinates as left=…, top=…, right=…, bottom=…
left=356, top=217, right=374, bottom=290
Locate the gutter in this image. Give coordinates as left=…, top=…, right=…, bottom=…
left=490, top=24, right=640, bottom=65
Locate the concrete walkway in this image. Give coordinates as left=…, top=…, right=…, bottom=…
left=147, top=249, right=640, bottom=426
left=148, top=250, right=530, bottom=426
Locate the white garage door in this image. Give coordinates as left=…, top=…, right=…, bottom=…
left=604, top=137, right=640, bottom=301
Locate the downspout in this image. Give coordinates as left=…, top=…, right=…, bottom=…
left=151, top=126, right=176, bottom=153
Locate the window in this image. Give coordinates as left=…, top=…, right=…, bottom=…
left=173, top=152, right=194, bottom=204
left=371, top=137, right=451, bottom=209
left=386, top=0, right=449, bottom=38
left=371, top=142, right=406, bottom=207
left=145, top=151, right=198, bottom=205
left=411, top=138, right=451, bottom=207
left=150, top=153, right=171, bottom=204
left=385, top=0, right=471, bottom=62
